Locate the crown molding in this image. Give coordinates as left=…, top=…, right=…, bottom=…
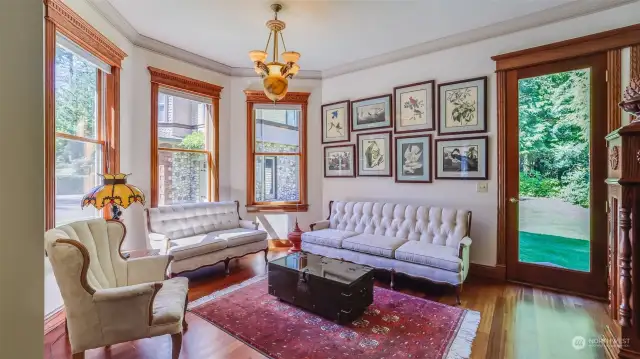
left=88, top=0, right=636, bottom=79
left=322, top=0, right=638, bottom=78
left=244, top=90, right=310, bottom=104
left=148, top=66, right=223, bottom=98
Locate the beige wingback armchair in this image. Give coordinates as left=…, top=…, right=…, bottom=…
left=45, top=219, right=189, bottom=359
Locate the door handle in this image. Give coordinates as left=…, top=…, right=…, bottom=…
left=510, top=197, right=520, bottom=203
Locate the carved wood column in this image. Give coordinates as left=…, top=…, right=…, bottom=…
left=619, top=199, right=632, bottom=327
left=609, top=50, right=622, bottom=132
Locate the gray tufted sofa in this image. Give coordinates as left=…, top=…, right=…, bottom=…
left=145, top=201, right=268, bottom=276
left=302, top=201, right=472, bottom=303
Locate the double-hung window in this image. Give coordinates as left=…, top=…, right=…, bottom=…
left=246, top=91, right=309, bottom=212
left=44, top=0, right=126, bottom=229
left=149, top=67, right=222, bottom=207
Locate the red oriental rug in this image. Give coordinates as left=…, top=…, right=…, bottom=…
left=188, top=276, right=480, bottom=359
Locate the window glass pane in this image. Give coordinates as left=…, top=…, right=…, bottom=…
left=255, top=155, right=299, bottom=202
left=158, top=151, right=208, bottom=205
left=55, top=138, right=102, bottom=225
left=254, top=108, right=300, bottom=153
left=157, top=93, right=210, bottom=151
left=55, top=40, right=98, bottom=139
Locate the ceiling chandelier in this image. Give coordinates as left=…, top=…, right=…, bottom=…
left=249, top=3, right=300, bottom=102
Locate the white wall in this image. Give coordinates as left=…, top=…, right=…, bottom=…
left=0, top=0, right=44, bottom=356
left=321, top=1, right=640, bottom=266
left=229, top=77, right=323, bottom=239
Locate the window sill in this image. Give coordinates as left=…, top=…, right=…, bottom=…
left=246, top=204, right=309, bottom=213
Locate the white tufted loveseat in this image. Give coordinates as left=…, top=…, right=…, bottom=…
left=302, top=201, right=472, bottom=303
left=145, top=201, right=268, bottom=276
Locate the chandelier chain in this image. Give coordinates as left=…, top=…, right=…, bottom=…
left=264, top=30, right=273, bottom=54
left=279, top=31, right=287, bottom=52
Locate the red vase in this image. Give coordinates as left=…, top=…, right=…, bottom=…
left=287, top=220, right=303, bottom=253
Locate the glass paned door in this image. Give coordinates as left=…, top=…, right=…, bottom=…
left=505, top=53, right=607, bottom=298
left=517, top=69, right=591, bottom=272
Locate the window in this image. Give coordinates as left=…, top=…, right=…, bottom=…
left=245, top=91, right=309, bottom=212
left=45, top=0, right=126, bottom=229
left=149, top=67, right=222, bottom=208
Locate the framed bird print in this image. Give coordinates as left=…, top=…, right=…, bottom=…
left=394, top=80, right=435, bottom=133
left=437, top=76, right=487, bottom=135
left=324, top=144, right=356, bottom=178
left=435, top=136, right=488, bottom=180
left=357, top=131, right=392, bottom=177
left=322, top=100, right=350, bottom=144
left=351, top=94, right=393, bottom=131
left=395, top=134, right=432, bottom=183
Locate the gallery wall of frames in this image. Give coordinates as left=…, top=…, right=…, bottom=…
left=322, top=76, right=489, bottom=183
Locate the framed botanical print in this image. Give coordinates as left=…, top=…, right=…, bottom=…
left=322, top=100, right=350, bottom=144
left=324, top=144, right=356, bottom=178
left=435, top=136, right=488, bottom=180
left=357, top=131, right=392, bottom=177
left=438, top=76, right=487, bottom=135
left=351, top=94, right=393, bottom=131
left=395, top=134, right=432, bottom=183
left=394, top=80, right=435, bottom=133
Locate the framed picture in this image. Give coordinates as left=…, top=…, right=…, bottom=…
left=435, top=136, right=488, bottom=180
left=395, top=134, right=432, bottom=183
left=438, top=76, right=487, bottom=136
left=321, top=100, right=350, bottom=144
left=394, top=80, right=435, bottom=133
left=357, top=131, right=392, bottom=177
left=324, top=144, right=356, bottom=178
left=351, top=94, right=393, bottom=131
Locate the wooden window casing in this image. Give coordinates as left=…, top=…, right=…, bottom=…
left=44, top=0, right=126, bottom=229
left=245, top=90, right=310, bottom=213
left=148, top=67, right=222, bottom=208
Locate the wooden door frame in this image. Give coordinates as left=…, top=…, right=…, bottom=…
left=503, top=54, right=608, bottom=298
left=493, top=24, right=640, bottom=285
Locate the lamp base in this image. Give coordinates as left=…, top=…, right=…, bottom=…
left=287, top=220, right=304, bottom=253
left=111, top=204, right=122, bottom=221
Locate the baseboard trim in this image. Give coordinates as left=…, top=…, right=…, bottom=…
left=44, top=307, right=65, bottom=334
left=469, top=263, right=506, bottom=281
left=268, top=239, right=291, bottom=249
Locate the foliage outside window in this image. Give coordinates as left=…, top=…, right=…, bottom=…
left=53, top=38, right=106, bottom=225
left=518, top=69, right=590, bottom=208
left=246, top=91, right=309, bottom=212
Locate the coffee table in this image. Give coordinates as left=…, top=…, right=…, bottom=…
left=268, top=252, right=374, bottom=323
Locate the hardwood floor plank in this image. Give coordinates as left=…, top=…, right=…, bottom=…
left=44, top=249, right=610, bottom=359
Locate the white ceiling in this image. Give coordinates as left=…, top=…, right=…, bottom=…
left=105, top=0, right=599, bottom=72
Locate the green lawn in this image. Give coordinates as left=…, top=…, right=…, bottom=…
left=518, top=231, right=590, bottom=272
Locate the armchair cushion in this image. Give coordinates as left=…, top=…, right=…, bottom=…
left=301, top=229, right=358, bottom=249
left=93, top=282, right=159, bottom=302
left=127, top=255, right=172, bottom=285
left=394, top=241, right=461, bottom=272
left=169, top=234, right=228, bottom=261
left=152, top=277, right=189, bottom=326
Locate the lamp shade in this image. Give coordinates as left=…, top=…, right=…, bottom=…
left=81, top=173, right=145, bottom=210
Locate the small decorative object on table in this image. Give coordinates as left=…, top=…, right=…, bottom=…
left=287, top=203, right=304, bottom=253
left=620, top=77, right=640, bottom=119
left=81, top=173, right=145, bottom=220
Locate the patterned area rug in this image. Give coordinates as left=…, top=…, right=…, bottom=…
left=189, top=276, right=480, bottom=359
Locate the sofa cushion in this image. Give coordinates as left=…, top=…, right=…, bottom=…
left=301, top=229, right=358, bottom=249
left=152, top=277, right=188, bottom=326
left=342, top=234, right=407, bottom=258
left=168, top=233, right=228, bottom=261
left=211, top=228, right=267, bottom=248
left=394, top=241, right=461, bottom=272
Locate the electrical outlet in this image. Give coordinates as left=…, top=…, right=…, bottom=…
left=476, top=182, right=488, bottom=193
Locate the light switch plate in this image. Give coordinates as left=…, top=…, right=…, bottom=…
left=476, top=182, right=488, bottom=193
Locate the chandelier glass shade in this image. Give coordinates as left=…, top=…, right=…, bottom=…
left=248, top=4, right=300, bottom=102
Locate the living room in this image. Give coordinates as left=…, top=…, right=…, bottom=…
left=3, top=0, right=640, bottom=358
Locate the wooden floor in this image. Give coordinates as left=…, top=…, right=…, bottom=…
left=44, top=248, right=612, bottom=359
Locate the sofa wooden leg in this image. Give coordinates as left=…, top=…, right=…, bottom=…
left=455, top=285, right=462, bottom=305
left=224, top=258, right=230, bottom=275
left=182, top=296, right=189, bottom=331
left=390, top=270, right=395, bottom=290
left=264, top=248, right=269, bottom=263
left=72, top=351, right=85, bottom=359
left=171, top=332, right=182, bottom=359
